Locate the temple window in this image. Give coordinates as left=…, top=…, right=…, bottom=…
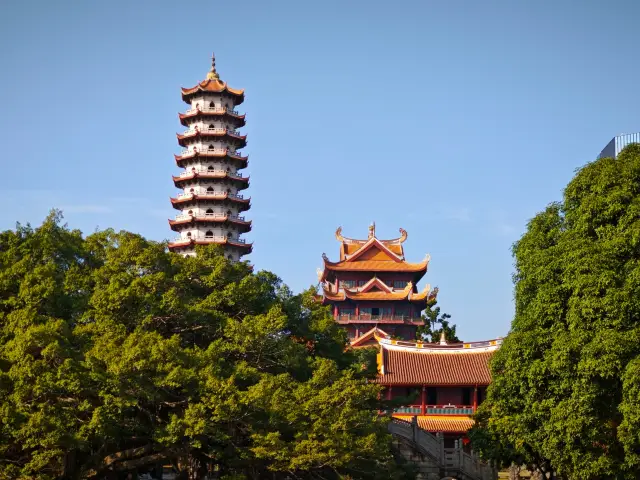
left=207, top=187, right=214, bottom=193
left=395, top=309, right=408, bottom=318
left=209, top=101, right=215, bottom=108
left=187, top=210, right=193, bottom=215
left=339, top=308, right=354, bottom=318
left=209, top=124, right=215, bottom=129
left=339, top=280, right=356, bottom=289
left=206, top=208, right=213, bottom=214
left=426, top=387, right=437, bottom=405
left=186, top=232, right=192, bottom=237
left=394, top=280, right=408, bottom=289
left=382, top=307, right=392, bottom=317
left=208, top=144, right=214, bottom=149
left=205, top=230, right=213, bottom=238
left=357, top=280, right=366, bottom=287
left=462, top=388, right=472, bottom=406
left=208, top=165, right=214, bottom=171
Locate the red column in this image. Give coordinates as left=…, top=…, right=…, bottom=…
left=387, top=386, right=392, bottom=401
left=421, top=386, right=426, bottom=415
left=473, top=385, right=478, bottom=411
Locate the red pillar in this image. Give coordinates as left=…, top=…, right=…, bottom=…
left=421, top=386, right=426, bottom=415
left=473, top=385, right=478, bottom=411
left=387, top=386, right=392, bottom=401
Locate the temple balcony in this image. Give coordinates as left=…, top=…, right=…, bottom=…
left=176, top=148, right=248, bottom=161
left=336, top=314, right=423, bottom=324
left=393, top=404, right=476, bottom=416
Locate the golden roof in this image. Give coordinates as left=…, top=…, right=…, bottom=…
left=181, top=54, right=245, bottom=101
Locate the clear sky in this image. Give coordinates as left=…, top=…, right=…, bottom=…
left=1, top=0, right=638, bottom=341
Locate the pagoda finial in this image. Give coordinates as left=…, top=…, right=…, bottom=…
left=206, top=52, right=220, bottom=81
left=368, top=222, right=376, bottom=239
left=439, top=331, right=448, bottom=345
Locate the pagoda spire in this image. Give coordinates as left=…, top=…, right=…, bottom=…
left=206, top=53, right=220, bottom=81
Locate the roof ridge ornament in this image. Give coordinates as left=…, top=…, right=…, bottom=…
left=206, top=52, right=220, bottom=81
left=368, top=222, right=376, bottom=239
left=440, top=331, right=448, bottom=345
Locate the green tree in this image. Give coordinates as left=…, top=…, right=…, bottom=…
left=0, top=211, right=409, bottom=479
left=470, top=144, right=640, bottom=479
left=416, top=302, right=460, bottom=343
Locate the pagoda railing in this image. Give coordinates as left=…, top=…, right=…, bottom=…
left=178, top=168, right=244, bottom=178
left=182, top=127, right=243, bottom=136
left=177, top=191, right=245, bottom=200
left=177, top=148, right=247, bottom=159
left=174, top=213, right=247, bottom=222
left=173, top=235, right=247, bottom=244
left=185, top=106, right=241, bottom=115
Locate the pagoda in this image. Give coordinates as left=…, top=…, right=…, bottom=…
left=168, top=54, right=252, bottom=260
left=317, top=224, right=436, bottom=342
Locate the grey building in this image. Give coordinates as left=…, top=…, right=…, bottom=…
left=597, top=132, right=640, bottom=159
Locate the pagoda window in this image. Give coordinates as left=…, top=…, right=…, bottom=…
left=208, top=144, right=215, bottom=150
left=208, top=165, right=214, bottom=171
left=357, top=280, right=366, bottom=287
left=186, top=232, right=192, bottom=238
left=393, top=280, right=408, bottom=289
left=395, top=308, right=409, bottom=318
left=339, top=280, right=356, bottom=289
left=227, top=255, right=233, bottom=261
left=209, top=124, right=215, bottom=129
left=188, top=210, right=194, bottom=215
left=207, top=187, right=214, bottom=193
left=360, top=307, right=372, bottom=316
left=205, top=230, right=213, bottom=238
left=381, top=307, right=392, bottom=317
left=209, top=101, right=215, bottom=108
left=227, top=209, right=232, bottom=215
left=206, top=209, right=214, bottom=215
left=189, top=188, right=195, bottom=193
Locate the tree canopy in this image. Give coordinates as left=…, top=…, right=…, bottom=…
left=470, top=144, right=640, bottom=479
left=416, top=303, right=460, bottom=343
left=0, top=211, right=407, bottom=479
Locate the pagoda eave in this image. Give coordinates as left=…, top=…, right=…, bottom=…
left=178, top=111, right=246, bottom=127
left=170, top=195, right=251, bottom=207
left=176, top=131, right=248, bottom=147
left=168, top=217, right=252, bottom=231
left=174, top=151, right=249, bottom=166
left=172, top=173, right=250, bottom=187
left=180, top=81, right=245, bottom=105
left=168, top=238, right=252, bottom=251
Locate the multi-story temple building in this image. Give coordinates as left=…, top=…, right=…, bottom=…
left=318, top=224, right=436, bottom=342
left=168, top=54, right=252, bottom=260
left=318, top=225, right=501, bottom=448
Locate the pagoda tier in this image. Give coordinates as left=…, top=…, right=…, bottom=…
left=179, top=107, right=246, bottom=128
left=375, top=334, right=502, bottom=439
left=169, top=54, right=251, bottom=260
left=173, top=170, right=249, bottom=190
left=318, top=225, right=436, bottom=341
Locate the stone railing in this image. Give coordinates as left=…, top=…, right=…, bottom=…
left=174, top=213, right=247, bottom=222
left=388, top=417, right=496, bottom=480
left=173, top=235, right=247, bottom=244
left=176, top=191, right=245, bottom=200
left=178, top=168, right=244, bottom=178
left=393, top=405, right=475, bottom=415
left=177, top=148, right=247, bottom=159
left=184, top=106, right=241, bottom=115
left=336, top=314, right=422, bottom=323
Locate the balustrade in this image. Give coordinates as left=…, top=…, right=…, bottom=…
left=176, top=191, right=245, bottom=200
left=337, top=314, right=422, bottom=323
left=178, top=168, right=244, bottom=178
left=174, top=213, right=247, bottom=222
left=173, top=235, right=247, bottom=244
left=184, top=106, right=241, bottom=115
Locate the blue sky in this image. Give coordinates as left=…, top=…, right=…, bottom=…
left=1, top=1, right=638, bottom=341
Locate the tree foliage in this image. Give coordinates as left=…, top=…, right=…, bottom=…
left=470, top=144, right=640, bottom=479
left=0, top=211, right=408, bottom=479
left=416, top=302, right=460, bottom=343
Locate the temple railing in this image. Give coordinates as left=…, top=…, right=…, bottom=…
left=393, top=405, right=475, bottom=415
left=336, top=314, right=422, bottom=323
left=176, top=192, right=245, bottom=200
